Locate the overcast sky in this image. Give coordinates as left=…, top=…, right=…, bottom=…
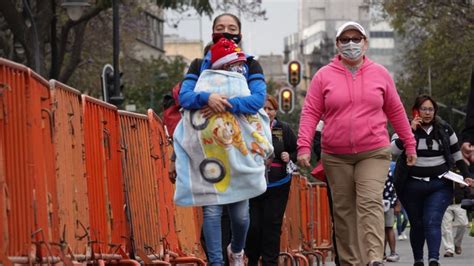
left=163, top=0, right=298, bottom=57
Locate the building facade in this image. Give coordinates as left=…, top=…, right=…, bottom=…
left=132, top=0, right=166, bottom=60
left=285, top=0, right=398, bottom=83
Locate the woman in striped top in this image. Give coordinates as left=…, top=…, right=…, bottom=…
left=392, top=94, right=473, bottom=266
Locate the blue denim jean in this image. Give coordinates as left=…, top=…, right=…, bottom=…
left=399, top=177, right=453, bottom=262
left=202, top=200, right=250, bottom=266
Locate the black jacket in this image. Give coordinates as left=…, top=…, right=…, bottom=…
left=268, top=119, right=297, bottom=184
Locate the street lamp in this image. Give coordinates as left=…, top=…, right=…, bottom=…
left=61, top=0, right=90, bottom=21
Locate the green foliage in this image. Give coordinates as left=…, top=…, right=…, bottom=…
left=156, top=0, right=214, bottom=17
left=382, top=0, right=474, bottom=132
left=156, top=0, right=266, bottom=21
left=123, top=56, right=187, bottom=114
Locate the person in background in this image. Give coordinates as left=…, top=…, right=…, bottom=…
left=297, top=21, right=417, bottom=266
left=383, top=162, right=400, bottom=263
left=245, top=95, right=297, bottom=266
left=391, top=94, right=473, bottom=266
left=174, top=13, right=269, bottom=266
left=441, top=182, right=470, bottom=257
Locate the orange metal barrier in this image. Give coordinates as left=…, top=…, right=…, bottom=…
left=0, top=57, right=337, bottom=266
left=82, top=95, right=127, bottom=252
left=281, top=174, right=331, bottom=265
left=0, top=59, right=58, bottom=259
left=29, top=70, right=60, bottom=249
left=50, top=80, right=89, bottom=254
left=283, top=175, right=305, bottom=252
left=147, top=111, right=178, bottom=251
left=308, top=183, right=332, bottom=249
left=0, top=67, right=8, bottom=264
left=118, top=110, right=162, bottom=254
left=147, top=110, right=205, bottom=265
left=174, top=204, right=204, bottom=257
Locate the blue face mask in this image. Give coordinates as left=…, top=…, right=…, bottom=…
left=338, top=41, right=364, bottom=60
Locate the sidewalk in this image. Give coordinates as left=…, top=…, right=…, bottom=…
left=325, top=227, right=474, bottom=265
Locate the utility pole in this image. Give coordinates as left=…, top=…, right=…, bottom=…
left=110, top=0, right=124, bottom=107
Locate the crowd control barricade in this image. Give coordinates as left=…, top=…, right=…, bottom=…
left=118, top=111, right=163, bottom=257
left=280, top=174, right=307, bottom=265
left=0, top=58, right=58, bottom=263
left=173, top=206, right=204, bottom=258
left=147, top=110, right=205, bottom=265
left=82, top=95, right=128, bottom=253
left=280, top=174, right=330, bottom=265
left=50, top=80, right=90, bottom=255
left=0, top=60, right=9, bottom=265
left=307, top=182, right=332, bottom=261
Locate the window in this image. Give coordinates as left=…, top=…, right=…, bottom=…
left=369, top=31, right=394, bottom=38
left=142, top=12, right=164, bottom=50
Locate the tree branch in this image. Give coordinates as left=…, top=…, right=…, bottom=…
left=58, top=22, right=86, bottom=83
left=57, top=3, right=108, bottom=79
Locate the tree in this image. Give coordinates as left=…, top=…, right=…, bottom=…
left=123, top=56, right=187, bottom=114
left=0, top=0, right=266, bottom=112
left=381, top=0, right=473, bottom=130
left=0, top=0, right=114, bottom=81
left=156, top=0, right=266, bottom=23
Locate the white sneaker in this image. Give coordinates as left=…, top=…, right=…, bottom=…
left=386, top=253, right=400, bottom=262
left=227, top=244, right=245, bottom=266
left=397, top=233, right=407, bottom=240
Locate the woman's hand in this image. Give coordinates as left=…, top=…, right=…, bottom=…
left=208, top=93, right=232, bottom=113
left=464, top=177, right=474, bottom=187
left=281, top=152, right=290, bottom=163
left=297, top=154, right=311, bottom=168
left=406, top=154, right=417, bottom=166
left=411, top=116, right=422, bottom=131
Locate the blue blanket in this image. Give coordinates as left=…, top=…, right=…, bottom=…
left=173, top=70, right=273, bottom=206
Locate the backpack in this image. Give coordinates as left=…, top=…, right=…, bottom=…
left=162, top=81, right=182, bottom=138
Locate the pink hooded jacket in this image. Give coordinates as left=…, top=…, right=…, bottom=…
left=297, top=56, right=416, bottom=156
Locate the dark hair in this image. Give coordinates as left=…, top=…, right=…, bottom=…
left=203, top=41, right=213, bottom=56
left=412, top=94, right=438, bottom=117
left=266, top=95, right=278, bottom=110
left=212, top=13, right=241, bottom=33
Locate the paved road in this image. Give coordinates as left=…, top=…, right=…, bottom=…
left=325, top=226, right=474, bottom=265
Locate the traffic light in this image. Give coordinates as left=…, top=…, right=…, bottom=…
left=101, top=64, right=124, bottom=106
left=101, top=64, right=114, bottom=103
left=288, top=60, right=301, bottom=87
left=109, top=71, right=125, bottom=106
left=279, top=87, right=294, bottom=113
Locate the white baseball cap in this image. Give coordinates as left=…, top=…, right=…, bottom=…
left=336, top=21, right=367, bottom=39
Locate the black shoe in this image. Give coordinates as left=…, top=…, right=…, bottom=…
left=414, top=262, right=424, bottom=266
left=428, top=261, right=440, bottom=266
left=444, top=252, right=454, bottom=257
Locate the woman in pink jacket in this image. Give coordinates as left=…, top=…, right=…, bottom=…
left=297, top=21, right=417, bottom=266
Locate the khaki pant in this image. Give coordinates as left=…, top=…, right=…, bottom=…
left=322, top=147, right=391, bottom=265
left=441, top=204, right=468, bottom=253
